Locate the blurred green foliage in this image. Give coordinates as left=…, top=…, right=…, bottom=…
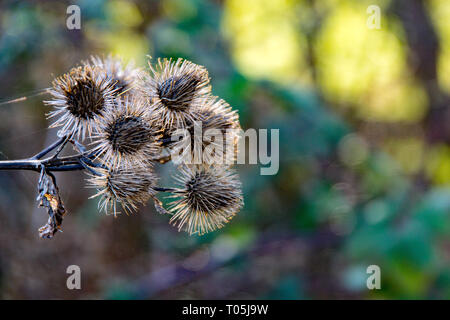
left=0, top=0, right=448, bottom=299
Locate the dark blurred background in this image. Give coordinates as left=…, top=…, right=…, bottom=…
left=0, top=0, right=449, bottom=299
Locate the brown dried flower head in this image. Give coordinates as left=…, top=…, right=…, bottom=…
left=87, top=55, right=141, bottom=99
left=92, top=97, right=162, bottom=168
left=87, top=164, right=157, bottom=216
left=142, top=57, right=211, bottom=131
left=45, top=64, right=116, bottom=139
left=35, top=54, right=245, bottom=238
left=169, top=96, right=241, bottom=165
left=168, top=166, right=243, bottom=235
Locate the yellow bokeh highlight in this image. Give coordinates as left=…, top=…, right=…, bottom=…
left=425, top=144, right=450, bottom=186
left=427, top=0, right=450, bottom=94
left=85, top=0, right=149, bottom=66
left=222, top=0, right=310, bottom=85
left=314, top=2, right=427, bottom=122
left=106, top=0, right=143, bottom=27
left=383, top=137, right=424, bottom=175
left=101, top=30, right=149, bottom=66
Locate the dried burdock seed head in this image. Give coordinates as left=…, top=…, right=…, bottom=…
left=93, top=97, right=162, bottom=168
left=169, top=96, right=241, bottom=165
left=45, top=64, right=116, bottom=139
left=87, top=164, right=157, bottom=216
left=87, top=55, right=141, bottom=99
left=168, top=166, right=243, bottom=235
left=141, top=57, right=211, bottom=130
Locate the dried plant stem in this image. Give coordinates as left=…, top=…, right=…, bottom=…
left=0, top=135, right=172, bottom=173
left=153, top=187, right=176, bottom=192
left=0, top=136, right=93, bottom=172
left=0, top=136, right=172, bottom=238
left=32, top=135, right=68, bottom=160
left=0, top=156, right=85, bottom=172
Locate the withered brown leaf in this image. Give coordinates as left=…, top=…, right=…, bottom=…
left=37, top=169, right=66, bottom=239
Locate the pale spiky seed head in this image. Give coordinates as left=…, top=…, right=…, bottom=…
left=87, top=55, right=141, bottom=99
left=168, top=166, right=243, bottom=235
left=92, top=97, right=162, bottom=168
left=141, top=57, right=211, bottom=131
left=169, top=96, right=241, bottom=165
left=45, top=64, right=116, bottom=139
left=87, top=164, right=157, bottom=216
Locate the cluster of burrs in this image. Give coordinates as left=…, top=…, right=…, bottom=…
left=43, top=55, right=243, bottom=236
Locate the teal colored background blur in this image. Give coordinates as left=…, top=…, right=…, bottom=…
left=0, top=0, right=449, bottom=299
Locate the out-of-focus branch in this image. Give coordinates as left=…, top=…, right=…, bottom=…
left=133, top=231, right=341, bottom=298
left=392, top=0, right=450, bottom=144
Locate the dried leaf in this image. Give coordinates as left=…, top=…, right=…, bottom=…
left=37, top=170, right=66, bottom=239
